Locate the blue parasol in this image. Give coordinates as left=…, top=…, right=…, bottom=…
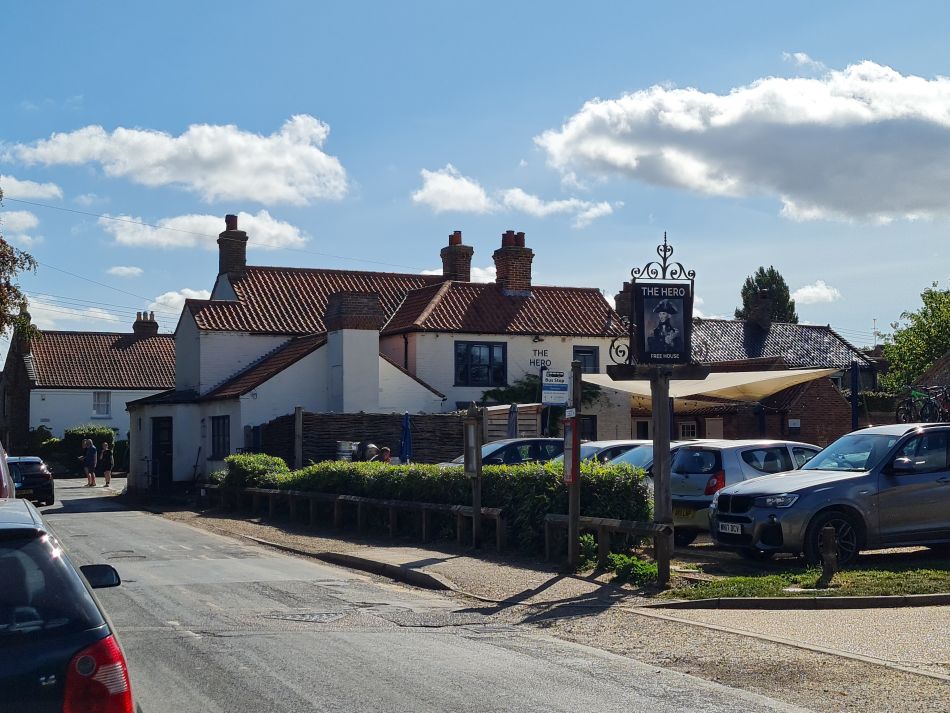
left=507, top=402, right=519, bottom=438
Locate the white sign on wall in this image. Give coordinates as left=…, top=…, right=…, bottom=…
left=542, top=370, right=569, bottom=406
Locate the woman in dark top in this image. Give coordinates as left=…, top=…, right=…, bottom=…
left=98, top=442, right=114, bottom=487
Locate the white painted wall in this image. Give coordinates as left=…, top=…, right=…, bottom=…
left=198, top=332, right=287, bottom=394
left=201, top=400, right=242, bottom=476
left=175, top=312, right=200, bottom=391
left=378, top=359, right=445, bottom=413
left=410, top=332, right=617, bottom=409
left=30, top=389, right=165, bottom=438
left=240, top=348, right=329, bottom=426
left=127, top=401, right=202, bottom=489
left=587, top=387, right=633, bottom=440
left=326, top=329, right=380, bottom=412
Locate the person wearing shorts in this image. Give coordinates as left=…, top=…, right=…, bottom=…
left=82, top=439, right=98, bottom=486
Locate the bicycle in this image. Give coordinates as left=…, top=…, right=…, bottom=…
left=895, top=386, right=931, bottom=423
left=895, top=385, right=950, bottom=423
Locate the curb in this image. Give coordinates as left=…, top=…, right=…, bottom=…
left=238, top=535, right=453, bottom=591
left=648, top=592, right=950, bottom=610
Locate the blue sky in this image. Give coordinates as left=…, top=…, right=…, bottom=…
left=3, top=1, right=950, bottom=357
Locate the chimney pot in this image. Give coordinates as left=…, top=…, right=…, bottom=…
left=225, top=214, right=238, bottom=231
left=218, top=213, right=249, bottom=275
left=493, top=230, right=534, bottom=293
left=133, top=311, right=159, bottom=338
left=449, top=230, right=462, bottom=246
left=440, top=230, right=474, bottom=281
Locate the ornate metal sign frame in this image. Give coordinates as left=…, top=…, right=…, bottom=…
left=610, top=232, right=696, bottom=366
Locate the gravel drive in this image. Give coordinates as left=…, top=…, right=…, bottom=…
left=157, top=507, right=950, bottom=712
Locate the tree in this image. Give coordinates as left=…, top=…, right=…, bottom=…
left=0, top=186, right=39, bottom=337
left=879, top=284, right=950, bottom=392
left=734, top=265, right=798, bottom=324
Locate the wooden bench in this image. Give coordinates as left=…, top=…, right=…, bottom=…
left=453, top=505, right=506, bottom=551
left=544, top=513, right=673, bottom=564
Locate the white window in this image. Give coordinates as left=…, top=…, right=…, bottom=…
left=93, top=391, right=111, bottom=417
left=678, top=422, right=697, bottom=439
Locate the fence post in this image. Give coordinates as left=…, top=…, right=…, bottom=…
left=294, top=406, right=304, bottom=469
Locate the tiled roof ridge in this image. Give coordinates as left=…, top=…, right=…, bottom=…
left=242, top=264, right=445, bottom=281
left=30, top=330, right=174, bottom=338
left=408, top=281, right=453, bottom=330
left=378, top=352, right=445, bottom=398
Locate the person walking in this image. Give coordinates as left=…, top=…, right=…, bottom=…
left=98, top=442, right=114, bottom=488
left=82, top=439, right=98, bottom=486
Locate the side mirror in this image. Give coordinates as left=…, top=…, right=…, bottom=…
left=890, top=456, right=917, bottom=475
left=80, top=564, right=121, bottom=589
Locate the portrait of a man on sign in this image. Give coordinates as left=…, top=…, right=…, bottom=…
left=633, top=282, right=693, bottom=364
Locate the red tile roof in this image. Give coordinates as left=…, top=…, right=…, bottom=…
left=28, top=331, right=175, bottom=389
left=187, top=266, right=442, bottom=334
left=202, top=334, right=326, bottom=400
left=382, top=282, right=625, bottom=337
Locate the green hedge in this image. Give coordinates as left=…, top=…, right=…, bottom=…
left=221, top=455, right=651, bottom=551
left=63, top=424, right=116, bottom=454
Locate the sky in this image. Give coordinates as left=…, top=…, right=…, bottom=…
left=3, top=1, right=950, bottom=359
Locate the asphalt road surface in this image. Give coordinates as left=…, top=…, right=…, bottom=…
left=43, top=480, right=808, bottom=713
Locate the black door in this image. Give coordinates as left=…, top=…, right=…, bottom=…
left=151, top=418, right=173, bottom=492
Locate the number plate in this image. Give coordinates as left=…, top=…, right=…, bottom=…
left=673, top=507, right=693, bottom=518
left=718, top=522, right=742, bottom=535
left=16, top=488, right=33, bottom=497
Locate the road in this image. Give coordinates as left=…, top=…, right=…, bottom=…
left=44, top=479, right=807, bottom=713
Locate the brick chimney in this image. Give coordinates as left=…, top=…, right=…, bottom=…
left=614, top=281, right=633, bottom=321
left=217, top=213, right=248, bottom=275
left=749, top=289, right=774, bottom=330
left=440, top=230, right=474, bottom=282
left=493, top=230, right=534, bottom=294
left=132, top=311, right=159, bottom=338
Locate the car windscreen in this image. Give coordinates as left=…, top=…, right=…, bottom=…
left=801, top=433, right=901, bottom=472
left=551, top=444, right=601, bottom=463
left=10, top=462, right=46, bottom=477
left=608, top=445, right=652, bottom=468
left=450, top=443, right=512, bottom=465
left=0, top=532, right=105, bottom=646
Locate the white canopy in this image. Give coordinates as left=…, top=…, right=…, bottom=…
left=583, top=368, right=838, bottom=403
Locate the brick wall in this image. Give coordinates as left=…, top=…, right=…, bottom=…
left=260, top=411, right=465, bottom=465
left=493, top=231, right=534, bottom=293
left=1, top=337, right=32, bottom=453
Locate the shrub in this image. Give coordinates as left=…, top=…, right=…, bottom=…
left=223, top=453, right=290, bottom=488
left=254, top=459, right=650, bottom=552
left=608, top=553, right=658, bottom=586
left=577, top=533, right=598, bottom=571
left=63, top=424, right=116, bottom=456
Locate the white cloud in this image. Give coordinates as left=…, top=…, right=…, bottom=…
left=149, top=288, right=211, bottom=316
left=98, top=210, right=307, bottom=250
left=28, top=301, right=121, bottom=330
left=792, top=280, right=842, bottom=304
left=107, top=266, right=144, bottom=278
left=422, top=265, right=497, bottom=283
left=535, top=61, right=950, bottom=222
left=412, top=164, right=496, bottom=214
left=1, top=210, right=39, bottom=232
left=0, top=174, right=63, bottom=200
left=11, top=115, right=347, bottom=205
left=500, top=188, right=615, bottom=228
left=74, top=193, right=105, bottom=207
left=782, top=52, right=826, bottom=71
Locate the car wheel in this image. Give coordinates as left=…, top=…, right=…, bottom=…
left=673, top=529, right=698, bottom=547
left=804, top=510, right=862, bottom=566
left=737, top=547, right=775, bottom=561
left=895, top=403, right=915, bottom=423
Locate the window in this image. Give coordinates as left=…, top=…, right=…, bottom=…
left=92, top=391, right=111, bottom=417
left=210, top=415, right=231, bottom=460
left=793, top=446, right=819, bottom=468
left=897, top=432, right=949, bottom=473
left=573, top=346, right=600, bottom=374
left=741, top=447, right=794, bottom=474
left=579, top=415, right=598, bottom=441
left=678, top=422, right=697, bottom=439
left=455, top=341, right=506, bottom=387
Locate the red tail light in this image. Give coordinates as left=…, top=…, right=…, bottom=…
left=64, top=634, right=133, bottom=713
left=704, top=470, right=726, bottom=495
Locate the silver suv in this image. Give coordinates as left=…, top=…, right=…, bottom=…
left=709, top=424, right=950, bottom=564
left=670, top=439, right=821, bottom=546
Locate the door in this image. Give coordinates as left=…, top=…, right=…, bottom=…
left=705, top=417, right=724, bottom=439
left=877, top=431, right=950, bottom=542
left=151, top=417, right=173, bottom=492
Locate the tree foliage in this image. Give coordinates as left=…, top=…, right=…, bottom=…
left=880, top=285, right=950, bottom=392
left=734, top=265, right=798, bottom=324
left=0, top=186, right=39, bottom=337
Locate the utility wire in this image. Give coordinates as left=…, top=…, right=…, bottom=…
left=4, top=197, right=428, bottom=271
left=27, top=292, right=178, bottom=319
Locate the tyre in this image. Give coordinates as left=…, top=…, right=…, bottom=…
left=918, top=400, right=940, bottom=423
left=803, top=510, right=862, bottom=566
left=673, top=529, right=698, bottom=547
left=895, top=402, right=915, bottom=423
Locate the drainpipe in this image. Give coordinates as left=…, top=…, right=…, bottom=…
left=403, top=334, right=409, bottom=369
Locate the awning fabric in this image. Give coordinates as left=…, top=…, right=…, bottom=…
left=583, top=368, right=837, bottom=403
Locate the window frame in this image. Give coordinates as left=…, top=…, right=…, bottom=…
left=741, top=446, right=794, bottom=474
left=454, top=340, right=507, bottom=388
left=210, top=415, right=231, bottom=460
left=678, top=421, right=698, bottom=439
left=92, top=391, right=111, bottom=418
left=572, top=346, right=600, bottom=374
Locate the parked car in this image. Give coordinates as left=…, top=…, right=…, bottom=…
left=0, top=445, right=13, bottom=499
left=0, top=497, right=133, bottom=712
left=551, top=439, right=652, bottom=464
left=8, top=456, right=55, bottom=506
left=444, top=438, right=564, bottom=466
left=668, top=439, right=821, bottom=546
left=710, top=424, right=950, bottom=564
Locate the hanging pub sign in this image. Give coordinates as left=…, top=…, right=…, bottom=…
left=633, top=281, right=693, bottom=364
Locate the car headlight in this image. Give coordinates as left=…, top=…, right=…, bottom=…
left=710, top=490, right=722, bottom=509
left=753, top=494, right=799, bottom=508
